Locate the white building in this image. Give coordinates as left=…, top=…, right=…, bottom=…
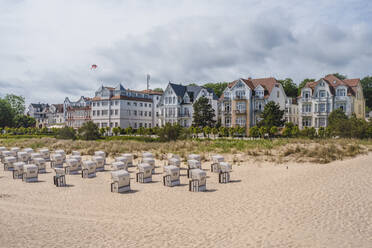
left=219, top=77, right=287, bottom=134
left=157, top=83, right=218, bottom=127
left=91, top=84, right=163, bottom=130
left=48, top=104, right=65, bottom=126
left=28, top=103, right=50, bottom=128
left=64, top=96, right=91, bottom=129
left=298, top=74, right=365, bottom=129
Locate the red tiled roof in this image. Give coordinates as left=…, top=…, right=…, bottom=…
left=141, top=89, right=163, bottom=95
left=303, top=75, right=360, bottom=97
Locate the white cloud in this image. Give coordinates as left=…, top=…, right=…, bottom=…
left=0, top=0, right=371, bottom=104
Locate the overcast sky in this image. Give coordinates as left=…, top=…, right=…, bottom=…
left=0, top=0, right=371, bottom=104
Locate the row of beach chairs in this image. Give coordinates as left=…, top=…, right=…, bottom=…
left=1, top=146, right=233, bottom=193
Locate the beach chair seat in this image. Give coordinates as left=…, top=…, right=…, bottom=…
left=136, top=163, right=152, bottom=183
left=111, top=170, right=130, bottom=193
left=163, top=165, right=180, bottom=187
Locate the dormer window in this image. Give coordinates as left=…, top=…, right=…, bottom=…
left=303, top=91, right=310, bottom=98
left=337, top=88, right=346, bottom=96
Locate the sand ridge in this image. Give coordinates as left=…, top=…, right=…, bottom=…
left=0, top=153, right=371, bottom=247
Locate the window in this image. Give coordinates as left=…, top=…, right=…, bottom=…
left=302, top=117, right=312, bottom=127
left=319, top=90, right=326, bottom=98
left=173, top=97, right=176, bottom=104
left=236, top=90, right=245, bottom=99
left=149, top=112, right=151, bottom=117
left=127, top=102, right=131, bottom=106
left=114, top=109, right=118, bottom=115
left=319, top=103, right=326, bottom=112
left=302, top=104, right=312, bottom=113
left=110, top=110, right=113, bottom=115
left=93, top=102, right=96, bottom=107
left=93, top=110, right=96, bottom=116
left=319, top=118, right=326, bottom=127
left=139, top=123, right=143, bottom=128
left=115, top=101, right=118, bottom=106
left=97, top=110, right=100, bottom=116
left=115, top=122, right=118, bottom=127
left=149, top=104, right=151, bottom=107
left=145, top=103, right=147, bottom=107
left=97, top=102, right=100, bottom=107
left=140, top=103, right=143, bottom=107
left=140, top=111, right=143, bottom=116
left=144, top=123, right=147, bottom=128
left=110, top=101, right=113, bottom=106
left=134, top=102, right=137, bottom=106
left=303, top=91, right=310, bottom=99
left=149, top=123, right=152, bottom=128
left=134, top=123, right=137, bottom=128
left=134, top=110, right=137, bottom=116
left=102, top=110, right=108, bottom=115
left=277, top=91, right=280, bottom=98
left=337, top=88, right=346, bottom=96
left=102, top=101, right=108, bottom=106
left=144, top=111, right=147, bottom=116
left=110, top=122, right=113, bottom=127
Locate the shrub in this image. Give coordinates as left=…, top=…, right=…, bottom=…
left=56, top=126, right=76, bottom=140
left=79, top=121, right=100, bottom=140
left=157, top=123, right=183, bottom=142
left=249, top=126, right=260, bottom=138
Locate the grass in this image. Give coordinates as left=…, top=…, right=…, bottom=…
left=0, top=137, right=371, bottom=164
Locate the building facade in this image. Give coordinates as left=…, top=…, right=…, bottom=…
left=64, top=96, right=91, bottom=129
left=28, top=103, right=50, bottom=128
left=48, top=104, right=65, bottom=126
left=91, top=84, right=162, bottom=130
left=298, top=74, right=365, bottom=129
left=219, top=77, right=287, bottom=134
left=157, top=83, right=218, bottom=127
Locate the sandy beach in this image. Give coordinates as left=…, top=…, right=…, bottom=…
left=0, top=153, right=371, bottom=248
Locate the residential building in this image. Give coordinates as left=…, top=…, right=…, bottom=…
left=285, top=98, right=299, bottom=125
left=48, top=104, right=65, bottom=126
left=157, top=83, right=218, bottom=127
left=91, top=84, right=159, bottom=130
left=64, top=96, right=91, bottom=129
left=219, top=77, right=287, bottom=135
left=142, top=89, right=163, bottom=127
left=298, top=74, right=365, bottom=129
left=28, top=103, right=50, bottom=128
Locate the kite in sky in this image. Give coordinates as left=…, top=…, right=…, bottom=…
left=91, top=64, right=98, bottom=70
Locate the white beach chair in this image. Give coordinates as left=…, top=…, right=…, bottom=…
left=111, top=170, right=131, bottom=193
left=92, top=156, right=105, bottom=172
left=39, top=148, right=50, bottom=161
left=189, top=169, right=206, bottom=192
left=13, top=162, right=25, bottom=179
left=136, top=163, right=152, bottom=183
left=3, top=156, right=17, bottom=171
left=121, top=153, right=134, bottom=167
left=163, top=165, right=180, bottom=187
left=188, top=154, right=201, bottom=162
left=112, top=161, right=128, bottom=171
left=82, top=160, right=96, bottom=178
left=33, top=157, right=46, bottom=173
left=54, top=168, right=66, bottom=187
left=22, top=164, right=38, bottom=182
left=65, top=158, right=80, bottom=175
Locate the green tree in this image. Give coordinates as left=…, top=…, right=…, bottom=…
left=79, top=121, right=101, bottom=140
left=0, top=98, right=14, bottom=128
left=99, top=127, right=106, bottom=136
left=192, top=96, right=216, bottom=128
left=259, top=126, right=268, bottom=138
left=4, top=94, right=25, bottom=116
left=56, top=126, right=76, bottom=140
left=298, top=78, right=316, bottom=95
left=203, top=82, right=229, bottom=98
left=153, top=88, right=164, bottom=93
left=269, top=126, right=278, bottom=137
left=279, top=78, right=298, bottom=98
left=218, top=126, right=228, bottom=137
left=328, top=109, right=349, bottom=137
left=203, top=126, right=211, bottom=138
left=282, top=122, right=294, bottom=137
left=258, top=101, right=285, bottom=128
left=332, top=73, right=347, bottom=80
left=157, top=123, right=182, bottom=141
left=291, top=125, right=300, bottom=137
left=361, top=76, right=372, bottom=112
left=211, top=127, right=218, bottom=138
left=112, top=127, right=120, bottom=136
left=14, top=115, right=36, bottom=128
left=125, top=126, right=133, bottom=135
left=249, top=126, right=260, bottom=137
left=318, top=126, right=326, bottom=138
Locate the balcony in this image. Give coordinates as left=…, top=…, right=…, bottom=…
left=178, top=113, right=190, bottom=117
left=299, top=98, right=312, bottom=103
left=234, top=95, right=247, bottom=100
left=235, top=109, right=246, bottom=114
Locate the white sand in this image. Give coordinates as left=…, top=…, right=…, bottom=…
left=1, top=153, right=372, bottom=248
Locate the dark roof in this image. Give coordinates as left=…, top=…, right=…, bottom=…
left=52, top=104, right=64, bottom=113
left=169, top=83, right=187, bottom=98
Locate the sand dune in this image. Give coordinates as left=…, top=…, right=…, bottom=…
left=1, top=153, right=371, bottom=248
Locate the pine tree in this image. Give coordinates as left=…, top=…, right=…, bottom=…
left=192, top=97, right=216, bottom=128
